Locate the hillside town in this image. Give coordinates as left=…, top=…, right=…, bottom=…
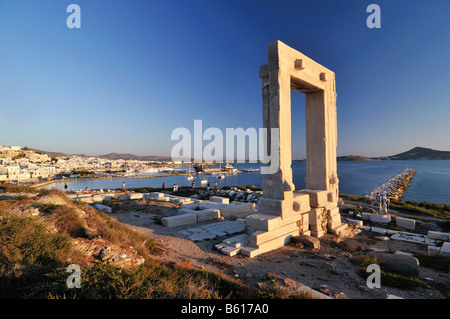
left=0, top=145, right=169, bottom=184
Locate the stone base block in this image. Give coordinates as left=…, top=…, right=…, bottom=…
left=310, top=229, right=326, bottom=238
left=241, top=230, right=298, bottom=258
left=328, top=216, right=342, bottom=230
left=299, top=212, right=309, bottom=232
left=308, top=208, right=324, bottom=226
left=295, top=189, right=334, bottom=208
left=257, top=197, right=293, bottom=216
left=292, top=193, right=311, bottom=213
left=328, top=223, right=348, bottom=236
left=301, top=230, right=311, bottom=236
left=327, top=207, right=340, bottom=218
left=245, top=213, right=281, bottom=231
left=310, top=224, right=326, bottom=232
left=249, top=222, right=299, bottom=246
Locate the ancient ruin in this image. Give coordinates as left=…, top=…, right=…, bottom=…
left=241, top=41, right=347, bottom=257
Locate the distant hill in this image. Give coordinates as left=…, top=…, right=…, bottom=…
left=337, top=155, right=373, bottom=162
left=379, top=147, right=450, bottom=160
left=27, top=148, right=170, bottom=161
left=336, top=147, right=450, bottom=161
left=98, top=153, right=170, bottom=161
left=28, top=148, right=71, bottom=158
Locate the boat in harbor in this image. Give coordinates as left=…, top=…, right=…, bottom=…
left=193, top=162, right=236, bottom=173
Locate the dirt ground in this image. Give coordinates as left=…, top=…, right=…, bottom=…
left=108, top=198, right=449, bottom=299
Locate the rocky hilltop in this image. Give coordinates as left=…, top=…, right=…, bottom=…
left=339, top=147, right=450, bottom=161
left=381, top=147, right=450, bottom=160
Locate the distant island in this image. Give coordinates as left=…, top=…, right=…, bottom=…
left=374, top=147, right=450, bottom=161
left=338, top=147, right=450, bottom=161
left=337, top=155, right=374, bottom=161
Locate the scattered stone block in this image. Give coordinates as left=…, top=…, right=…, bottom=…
left=150, top=192, right=165, bottom=198
left=162, top=213, right=197, bottom=227
left=427, top=231, right=450, bottom=241
left=223, top=233, right=249, bottom=248
left=178, top=208, right=198, bottom=215
left=328, top=223, right=348, bottom=236
left=390, top=232, right=435, bottom=245
left=427, top=245, right=440, bottom=256
left=369, top=214, right=391, bottom=224
left=174, top=197, right=193, bottom=204
left=128, top=193, right=143, bottom=200
left=370, top=227, right=387, bottom=235
left=441, top=242, right=450, bottom=257
left=386, top=229, right=400, bottom=235
left=189, top=232, right=217, bottom=241
left=80, top=197, right=94, bottom=203
left=220, top=203, right=256, bottom=218
left=216, top=234, right=250, bottom=256
left=94, top=204, right=112, bottom=213
left=180, top=202, right=199, bottom=210
left=346, top=219, right=363, bottom=227
left=396, top=217, right=416, bottom=230
left=195, top=209, right=220, bottom=222
left=209, top=196, right=229, bottom=204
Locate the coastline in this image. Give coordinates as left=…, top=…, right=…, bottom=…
left=31, top=170, right=243, bottom=189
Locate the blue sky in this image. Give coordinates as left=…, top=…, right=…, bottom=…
left=0, top=0, right=449, bottom=159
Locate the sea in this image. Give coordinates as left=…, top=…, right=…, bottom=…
left=50, top=160, right=450, bottom=205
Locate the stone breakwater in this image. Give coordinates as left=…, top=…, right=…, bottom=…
left=365, top=168, right=416, bottom=200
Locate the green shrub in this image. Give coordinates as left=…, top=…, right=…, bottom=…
left=0, top=216, right=75, bottom=298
